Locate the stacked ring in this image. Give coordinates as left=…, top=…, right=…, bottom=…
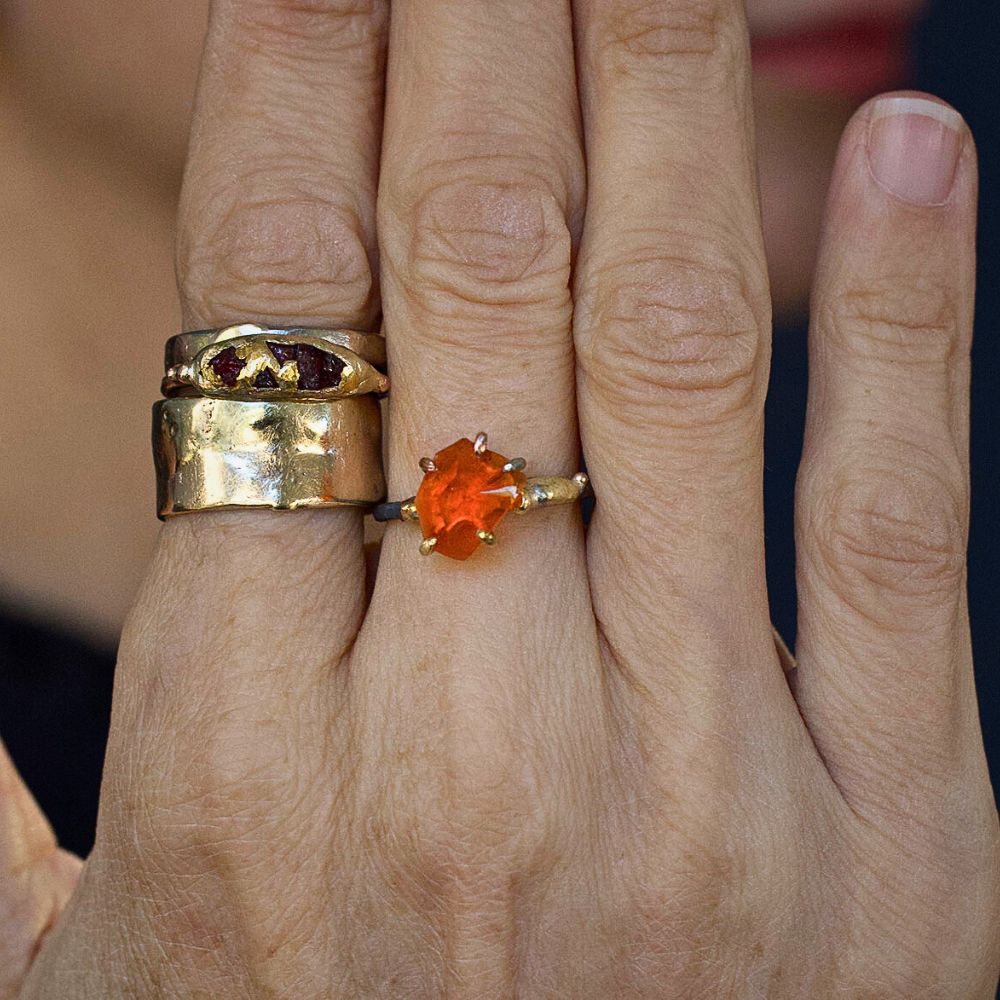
left=153, top=324, right=388, bottom=517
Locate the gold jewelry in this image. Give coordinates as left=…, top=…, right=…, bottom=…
left=372, top=432, right=590, bottom=560
left=162, top=332, right=389, bottom=401
left=772, top=627, right=796, bottom=674
left=165, top=323, right=387, bottom=369
left=154, top=396, right=384, bottom=516
left=154, top=325, right=387, bottom=518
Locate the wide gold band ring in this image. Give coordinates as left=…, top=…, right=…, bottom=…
left=373, top=432, right=591, bottom=560
left=154, top=396, right=385, bottom=517
left=154, top=325, right=388, bottom=518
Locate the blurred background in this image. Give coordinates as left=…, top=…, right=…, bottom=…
left=0, top=0, right=997, bottom=866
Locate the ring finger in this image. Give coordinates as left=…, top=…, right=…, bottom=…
left=572, top=0, right=781, bottom=728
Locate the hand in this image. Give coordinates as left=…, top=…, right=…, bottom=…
left=5, top=1, right=998, bottom=996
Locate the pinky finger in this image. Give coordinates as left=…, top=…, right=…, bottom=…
left=0, top=740, right=80, bottom=999
left=794, top=95, right=987, bottom=817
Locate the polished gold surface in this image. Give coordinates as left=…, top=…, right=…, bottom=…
left=162, top=334, right=389, bottom=401
left=165, top=323, right=387, bottom=370
left=154, top=396, right=385, bottom=517
left=515, top=473, right=590, bottom=513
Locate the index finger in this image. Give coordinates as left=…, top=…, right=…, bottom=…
left=99, top=0, right=389, bottom=946
left=153, top=0, right=389, bottom=679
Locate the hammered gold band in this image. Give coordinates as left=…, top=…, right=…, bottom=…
left=154, top=325, right=387, bottom=518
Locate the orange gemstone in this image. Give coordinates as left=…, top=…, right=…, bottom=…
left=414, top=438, right=527, bottom=560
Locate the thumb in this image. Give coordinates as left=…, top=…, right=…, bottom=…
left=0, top=740, right=81, bottom=999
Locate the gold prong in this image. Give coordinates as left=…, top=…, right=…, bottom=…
left=572, top=472, right=589, bottom=488
left=419, top=536, right=438, bottom=556
left=476, top=529, right=496, bottom=546
left=400, top=498, right=419, bottom=522
left=503, top=457, right=526, bottom=473
left=419, top=457, right=437, bottom=473
left=473, top=431, right=488, bottom=454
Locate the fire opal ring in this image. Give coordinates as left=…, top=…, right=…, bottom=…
left=372, top=433, right=592, bottom=560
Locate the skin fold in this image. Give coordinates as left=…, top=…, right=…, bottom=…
left=2, top=0, right=998, bottom=997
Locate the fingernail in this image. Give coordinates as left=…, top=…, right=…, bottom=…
left=867, top=97, right=964, bottom=206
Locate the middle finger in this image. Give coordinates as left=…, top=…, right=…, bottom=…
left=354, top=5, right=598, bottom=988
left=371, top=1, right=587, bottom=598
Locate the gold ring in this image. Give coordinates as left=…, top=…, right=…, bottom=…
left=165, top=323, right=387, bottom=369
left=154, top=396, right=385, bottom=516
left=154, top=325, right=387, bottom=518
left=373, top=432, right=590, bottom=560
left=162, top=332, right=389, bottom=401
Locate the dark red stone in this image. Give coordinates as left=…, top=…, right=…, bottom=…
left=295, top=343, right=345, bottom=390
left=210, top=340, right=347, bottom=392
left=267, top=340, right=297, bottom=365
left=209, top=346, right=245, bottom=386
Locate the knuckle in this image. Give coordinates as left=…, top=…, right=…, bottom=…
left=612, top=797, right=753, bottom=983
left=179, top=191, right=375, bottom=325
left=593, top=0, right=745, bottom=86
left=814, top=462, right=967, bottom=609
left=389, top=169, right=572, bottom=320
left=227, top=0, right=382, bottom=50
left=580, top=251, right=766, bottom=420
left=823, top=277, right=962, bottom=369
left=371, top=745, right=557, bottom=915
left=109, top=710, right=309, bottom=867
left=146, top=771, right=284, bottom=864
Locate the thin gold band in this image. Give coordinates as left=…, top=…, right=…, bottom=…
left=372, top=433, right=590, bottom=559
left=371, top=474, right=590, bottom=524
left=165, top=323, right=387, bottom=370
left=162, top=333, right=389, bottom=401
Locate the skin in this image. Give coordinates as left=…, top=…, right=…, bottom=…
left=0, top=0, right=893, bottom=637
left=2, top=0, right=997, bottom=997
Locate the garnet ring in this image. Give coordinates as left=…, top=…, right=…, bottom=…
left=162, top=327, right=389, bottom=401
left=372, top=433, right=591, bottom=560
left=154, top=324, right=387, bottom=516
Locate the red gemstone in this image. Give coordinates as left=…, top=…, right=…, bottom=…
left=266, top=340, right=345, bottom=390
left=267, top=340, right=298, bottom=365
left=209, top=346, right=245, bottom=386
left=414, top=438, right=526, bottom=560
left=296, top=343, right=345, bottom=390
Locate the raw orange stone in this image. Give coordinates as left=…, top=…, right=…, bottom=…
left=414, top=438, right=526, bottom=560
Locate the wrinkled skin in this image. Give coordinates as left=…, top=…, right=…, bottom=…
left=3, top=1, right=999, bottom=997
left=0, top=0, right=915, bottom=633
